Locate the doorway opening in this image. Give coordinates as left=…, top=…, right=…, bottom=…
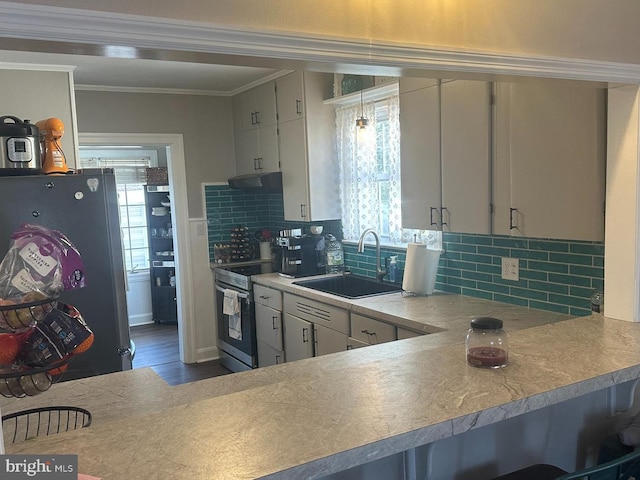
left=78, top=133, right=195, bottom=364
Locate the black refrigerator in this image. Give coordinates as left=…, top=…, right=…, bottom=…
left=0, top=169, right=133, bottom=380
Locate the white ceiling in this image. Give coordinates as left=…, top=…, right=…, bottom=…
left=0, top=49, right=283, bottom=96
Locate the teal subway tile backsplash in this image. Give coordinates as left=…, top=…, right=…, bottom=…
left=438, top=233, right=603, bottom=317
left=203, top=185, right=603, bottom=318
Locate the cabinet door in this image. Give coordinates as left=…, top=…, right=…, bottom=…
left=237, top=126, right=280, bottom=175
left=493, top=82, right=606, bottom=241
left=440, top=80, right=491, bottom=234
left=237, top=129, right=260, bottom=175
left=283, top=313, right=314, bottom=362
left=314, top=323, right=349, bottom=356
left=255, top=303, right=283, bottom=351
left=239, top=89, right=258, bottom=130
left=276, top=71, right=304, bottom=124
left=397, top=327, right=423, bottom=340
left=279, top=118, right=310, bottom=221
left=400, top=81, right=442, bottom=229
left=257, top=340, right=284, bottom=367
left=257, top=124, right=280, bottom=172
left=347, top=337, right=369, bottom=350
left=254, top=81, right=277, bottom=127
left=239, top=81, right=277, bottom=130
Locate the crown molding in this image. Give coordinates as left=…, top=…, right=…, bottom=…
left=0, top=60, right=74, bottom=72
left=1, top=1, right=640, bottom=84
left=74, top=84, right=232, bottom=97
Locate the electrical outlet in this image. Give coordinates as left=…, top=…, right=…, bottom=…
left=501, top=257, right=519, bottom=281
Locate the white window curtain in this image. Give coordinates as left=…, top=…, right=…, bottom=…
left=336, top=95, right=403, bottom=243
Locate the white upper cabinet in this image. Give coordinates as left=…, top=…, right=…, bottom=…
left=440, top=80, right=491, bottom=234
left=493, top=81, right=606, bottom=241
left=400, top=79, right=441, bottom=230
left=233, top=81, right=280, bottom=175
left=276, top=71, right=339, bottom=222
left=238, top=81, right=278, bottom=130
left=400, top=78, right=491, bottom=233
left=274, top=71, right=305, bottom=124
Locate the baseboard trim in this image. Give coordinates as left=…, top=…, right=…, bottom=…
left=195, top=346, right=220, bottom=363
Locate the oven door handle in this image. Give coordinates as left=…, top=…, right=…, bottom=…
left=215, top=284, right=250, bottom=300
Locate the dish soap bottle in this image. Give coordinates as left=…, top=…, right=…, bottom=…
left=325, top=234, right=344, bottom=273
left=388, top=255, right=398, bottom=283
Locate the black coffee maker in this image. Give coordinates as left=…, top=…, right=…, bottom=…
left=276, top=229, right=324, bottom=277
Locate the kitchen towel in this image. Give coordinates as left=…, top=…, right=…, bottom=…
left=223, top=289, right=242, bottom=340
left=223, top=289, right=240, bottom=315
left=402, top=243, right=442, bottom=295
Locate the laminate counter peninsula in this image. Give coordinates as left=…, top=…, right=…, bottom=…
left=3, top=275, right=640, bottom=480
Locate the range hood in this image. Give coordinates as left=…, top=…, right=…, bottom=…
left=227, top=172, right=282, bottom=191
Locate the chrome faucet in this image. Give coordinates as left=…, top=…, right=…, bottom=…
left=357, top=228, right=387, bottom=282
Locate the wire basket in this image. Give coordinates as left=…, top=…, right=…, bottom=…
left=0, top=356, right=73, bottom=398
left=2, top=406, right=92, bottom=444
left=0, top=298, right=57, bottom=331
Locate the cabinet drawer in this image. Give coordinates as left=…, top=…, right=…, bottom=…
left=350, top=313, right=396, bottom=345
left=254, top=284, right=282, bottom=310
left=283, top=293, right=349, bottom=335
left=255, top=303, right=283, bottom=351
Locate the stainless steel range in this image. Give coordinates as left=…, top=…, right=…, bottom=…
left=214, top=263, right=262, bottom=372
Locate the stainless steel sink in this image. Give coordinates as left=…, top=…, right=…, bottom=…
left=293, top=274, right=402, bottom=299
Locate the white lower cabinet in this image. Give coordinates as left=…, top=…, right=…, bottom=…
left=314, top=323, right=349, bottom=356
left=254, top=285, right=284, bottom=367
left=397, top=327, right=422, bottom=340
left=283, top=293, right=350, bottom=361
left=257, top=341, right=284, bottom=367
left=347, top=337, right=369, bottom=350
left=283, top=312, right=314, bottom=362
left=350, top=313, right=397, bottom=345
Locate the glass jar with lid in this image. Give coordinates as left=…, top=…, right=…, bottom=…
left=465, top=317, right=508, bottom=368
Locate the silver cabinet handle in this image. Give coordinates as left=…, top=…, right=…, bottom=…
left=361, top=329, right=377, bottom=337
left=510, top=207, right=518, bottom=230
left=272, top=316, right=278, bottom=330
left=430, top=207, right=439, bottom=227
left=254, top=110, right=260, bottom=124
left=300, top=204, right=307, bottom=219
left=302, top=327, right=309, bottom=343
left=275, top=355, right=281, bottom=364
left=295, top=99, right=302, bottom=115
left=259, top=295, right=269, bottom=300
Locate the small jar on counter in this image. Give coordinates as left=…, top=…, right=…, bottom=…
left=465, top=317, right=508, bottom=368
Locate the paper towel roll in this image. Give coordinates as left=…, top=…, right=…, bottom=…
left=402, top=243, right=442, bottom=295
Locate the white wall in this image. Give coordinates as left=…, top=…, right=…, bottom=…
left=75, top=90, right=235, bottom=219
left=126, top=272, right=153, bottom=326
left=0, top=69, right=77, bottom=167
left=14, top=1, right=640, bottom=67
left=75, top=91, right=233, bottom=360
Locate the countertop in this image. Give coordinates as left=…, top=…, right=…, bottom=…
left=3, top=278, right=640, bottom=480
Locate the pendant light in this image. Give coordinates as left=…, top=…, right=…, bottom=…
left=355, top=89, right=368, bottom=129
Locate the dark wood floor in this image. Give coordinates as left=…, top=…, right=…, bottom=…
left=129, top=323, right=232, bottom=386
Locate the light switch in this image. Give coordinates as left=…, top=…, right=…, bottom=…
left=196, top=222, right=205, bottom=236
left=501, top=257, right=519, bottom=281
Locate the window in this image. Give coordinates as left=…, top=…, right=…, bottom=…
left=79, top=151, right=158, bottom=272
left=336, top=91, right=442, bottom=248
left=336, top=94, right=402, bottom=243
